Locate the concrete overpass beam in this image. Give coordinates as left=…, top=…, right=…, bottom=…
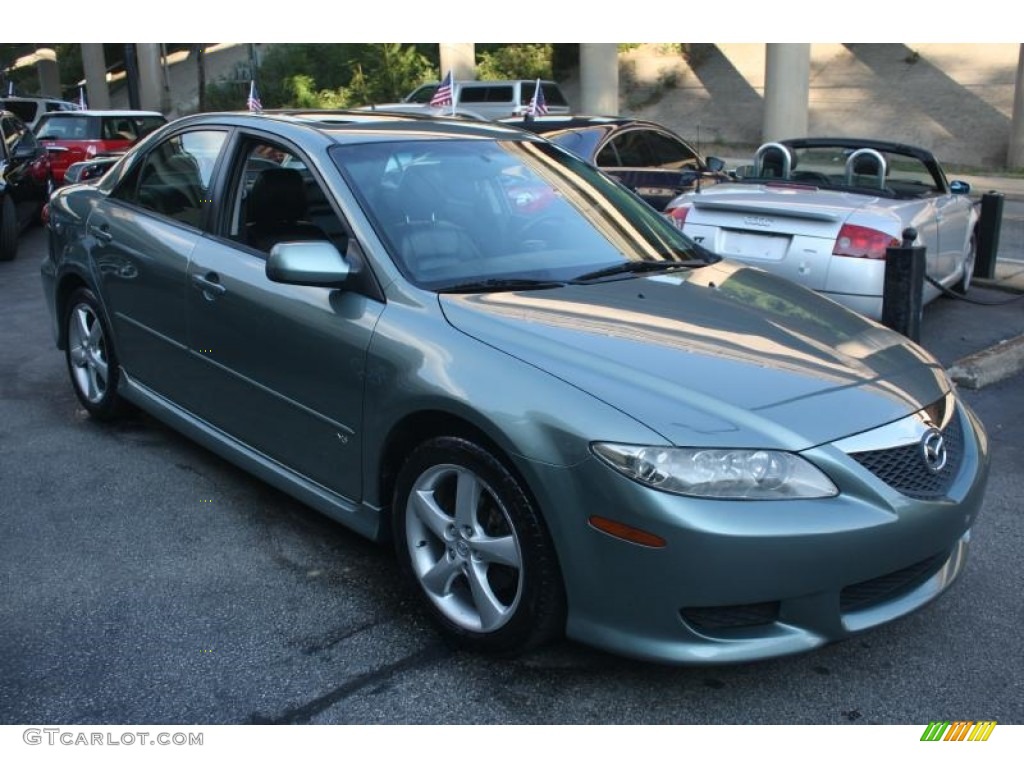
left=81, top=44, right=110, bottom=109
left=763, top=43, right=810, bottom=142
left=580, top=43, right=618, bottom=115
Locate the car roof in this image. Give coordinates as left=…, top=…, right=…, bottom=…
left=502, top=115, right=665, bottom=131
left=170, top=110, right=534, bottom=143
left=39, top=110, right=165, bottom=118
left=782, top=137, right=938, bottom=164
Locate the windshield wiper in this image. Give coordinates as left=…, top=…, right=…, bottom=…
left=571, top=259, right=710, bottom=284
left=437, top=278, right=568, bottom=294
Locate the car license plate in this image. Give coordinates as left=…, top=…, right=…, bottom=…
left=722, top=230, right=790, bottom=260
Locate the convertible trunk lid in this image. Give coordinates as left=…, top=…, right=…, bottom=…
left=440, top=262, right=948, bottom=451
left=676, top=185, right=903, bottom=290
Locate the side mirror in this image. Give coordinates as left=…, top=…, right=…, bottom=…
left=266, top=241, right=351, bottom=287
left=12, top=143, right=39, bottom=161
left=949, top=180, right=971, bottom=195
left=705, top=156, right=726, bottom=173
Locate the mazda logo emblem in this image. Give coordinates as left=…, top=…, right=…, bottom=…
left=921, top=428, right=947, bottom=473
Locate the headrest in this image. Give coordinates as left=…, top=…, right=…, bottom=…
left=249, top=168, right=307, bottom=223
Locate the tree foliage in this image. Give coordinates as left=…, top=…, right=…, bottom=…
left=476, top=44, right=554, bottom=80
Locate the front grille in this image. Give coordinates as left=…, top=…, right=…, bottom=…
left=849, top=414, right=963, bottom=499
left=681, top=601, right=780, bottom=631
left=840, top=551, right=949, bottom=613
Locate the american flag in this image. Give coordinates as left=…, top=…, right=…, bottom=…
left=247, top=80, right=262, bottom=113
left=527, top=79, right=548, bottom=117
left=429, top=70, right=454, bottom=108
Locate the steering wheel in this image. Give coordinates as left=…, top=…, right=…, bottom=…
left=516, top=216, right=565, bottom=249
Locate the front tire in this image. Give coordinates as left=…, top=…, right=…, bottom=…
left=64, top=287, right=125, bottom=420
left=393, top=436, right=565, bottom=656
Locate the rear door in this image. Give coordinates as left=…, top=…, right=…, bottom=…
left=87, top=127, right=229, bottom=400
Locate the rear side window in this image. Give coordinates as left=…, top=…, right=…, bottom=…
left=115, top=129, right=227, bottom=228
left=102, top=117, right=139, bottom=141
left=518, top=83, right=569, bottom=107
left=459, top=86, right=514, bottom=103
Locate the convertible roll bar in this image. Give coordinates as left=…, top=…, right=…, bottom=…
left=753, top=142, right=793, bottom=179
left=844, top=148, right=887, bottom=189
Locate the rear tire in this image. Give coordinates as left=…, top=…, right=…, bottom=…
left=392, top=436, right=565, bottom=656
left=64, top=287, right=126, bottom=421
left=0, top=195, right=17, bottom=262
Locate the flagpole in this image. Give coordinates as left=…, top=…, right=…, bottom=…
left=451, top=70, right=456, bottom=117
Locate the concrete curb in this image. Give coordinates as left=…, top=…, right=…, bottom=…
left=947, top=334, right=1024, bottom=389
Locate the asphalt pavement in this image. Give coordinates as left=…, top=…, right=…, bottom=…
left=1, top=222, right=1022, bottom=728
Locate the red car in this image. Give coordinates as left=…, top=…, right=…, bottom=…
left=34, top=110, right=166, bottom=185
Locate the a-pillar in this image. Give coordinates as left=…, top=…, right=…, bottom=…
left=580, top=43, right=618, bottom=115
left=36, top=48, right=60, bottom=98
left=81, top=44, right=110, bottom=109
left=1008, top=45, right=1024, bottom=169
left=763, top=43, right=810, bottom=142
left=136, top=43, right=164, bottom=114
left=439, top=44, right=476, bottom=81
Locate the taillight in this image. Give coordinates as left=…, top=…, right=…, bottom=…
left=833, top=224, right=900, bottom=259
left=666, top=204, right=691, bottom=230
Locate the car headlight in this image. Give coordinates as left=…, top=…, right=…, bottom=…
left=591, top=443, right=838, bottom=500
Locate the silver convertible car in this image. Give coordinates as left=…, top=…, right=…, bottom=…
left=664, top=138, right=979, bottom=319
left=41, top=113, right=989, bottom=664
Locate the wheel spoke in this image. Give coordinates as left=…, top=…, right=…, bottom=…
left=453, top=469, right=482, bottom=530
left=411, top=489, right=453, bottom=541
left=85, top=364, right=101, bottom=401
left=89, top=353, right=109, bottom=383
left=87, top=319, right=102, bottom=347
left=73, top=307, right=91, bottom=344
left=465, top=560, right=508, bottom=631
left=420, top=555, right=463, bottom=598
left=472, top=534, right=520, bottom=568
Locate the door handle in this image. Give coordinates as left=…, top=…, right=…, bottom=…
left=88, top=224, right=113, bottom=243
left=192, top=272, right=227, bottom=297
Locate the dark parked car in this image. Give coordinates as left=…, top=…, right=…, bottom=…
left=42, top=111, right=989, bottom=665
left=34, top=110, right=166, bottom=185
left=502, top=115, right=728, bottom=210
left=1, top=110, right=50, bottom=261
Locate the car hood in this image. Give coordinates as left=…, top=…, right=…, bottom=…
left=439, top=262, right=948, bottom=450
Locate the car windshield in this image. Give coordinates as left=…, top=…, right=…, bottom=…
left=332, top=137, right=707, bottom=291
left=735, top=144, right=943, bottom=199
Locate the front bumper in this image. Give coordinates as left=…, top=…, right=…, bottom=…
left=525, top=400, right=989, bottom=664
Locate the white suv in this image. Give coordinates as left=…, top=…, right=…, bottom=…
left=403, top=79, right=570, bottom=119
left=0, top=96, right=81, bottom=131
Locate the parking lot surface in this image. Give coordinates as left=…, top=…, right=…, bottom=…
left=2, top=224, right=1022, bottom=725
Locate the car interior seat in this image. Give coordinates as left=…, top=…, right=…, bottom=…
left=245, top=168, right=327, bottom=253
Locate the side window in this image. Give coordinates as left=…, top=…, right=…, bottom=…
left=120, top=130, right=227, bottom=228
left=227, top=140, right=348, bottom=255
left=646, top=132, right=699, bottom=170
left=608, top=132, right=653, bottom=167
left=595, top=140, right=620, bottom=167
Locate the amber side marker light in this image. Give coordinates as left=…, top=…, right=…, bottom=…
left=588, top=516, right=666, bottom=548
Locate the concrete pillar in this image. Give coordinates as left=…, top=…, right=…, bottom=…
left=763, top=43, right=810, bottom=143
left=81, top=44, right=111, bottom=110
left=1008, top=44, right=1024, bottom=169
left=35, top=48, right=60, bottom=98
left=136, top=43, right=164, bottom=113
left=439, top=44, right=476, bottom=81
left=580, top=43, right=618, bottom=115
